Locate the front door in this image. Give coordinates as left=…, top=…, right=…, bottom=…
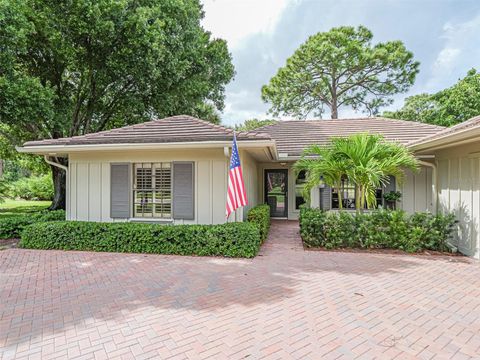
left=264, top=169, right=288, bottom=218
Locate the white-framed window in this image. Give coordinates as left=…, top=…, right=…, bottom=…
left=133, top=163, right=172, bottom=218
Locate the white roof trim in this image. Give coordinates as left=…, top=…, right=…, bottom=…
left=17, top=139, right=277, bottom=155
left=409, top=126, right=480, bottom=152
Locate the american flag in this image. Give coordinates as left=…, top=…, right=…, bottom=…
left=226, top=132, right=248, bottom=218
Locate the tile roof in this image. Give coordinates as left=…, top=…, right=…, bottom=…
left=23, top=115, right=271, bottom=147
left=22, top=115, right=446, bottom=156
left=248, top=117, right=444, bottom=156
left=408, top=115, right=480, bottom=147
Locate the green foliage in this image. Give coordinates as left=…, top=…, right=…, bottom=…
left=235, top=119, right=277, bottom=131
left=384, top=69, right=480, bottom=127
left=0, top=179, right=7, bottom=203
left=0, top=0, right=234, bottom=140
left=247, top=204, right=270, bottom=242
left=0, top=199, right=51, bottom=217
left=299, top=208, right=456, bottom=253
left=191, top=103, right=221, bottom=125
left=0, top=131, right=50, bottom=181
left=20, top=221, right=261, bottom=258
left=8, top=175, right=53, bottom=200
left=383, top=191, right=402, bottom=202
left=295, top=133, right=418, bottom=209
left=262, top=25, right=419, bottom=118
left=0, top=0, right=235, bottom=208
left=0, top=210, right=65, bottom=239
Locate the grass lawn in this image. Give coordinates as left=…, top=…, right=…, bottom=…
left=0, top=199, right=51, bottom=218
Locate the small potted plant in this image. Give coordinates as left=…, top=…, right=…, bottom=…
left=383, top=191, right=402, bottom=210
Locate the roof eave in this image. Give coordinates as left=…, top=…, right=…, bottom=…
left=17, top=139, right=276, bottom=155
left=409, top=126, right=480, bottom=152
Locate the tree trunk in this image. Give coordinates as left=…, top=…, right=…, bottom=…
left=336, top=181, right=343, bottom=209
left=49, top=163, right=67, bottom=210
left=355, top=185, right=362, bottom=210
left=331, top=102, right=338, bottom=119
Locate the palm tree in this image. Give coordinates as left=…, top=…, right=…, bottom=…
left=296, top=133, right=418, bottom=210
left=294, top=145, right=349, bottom=209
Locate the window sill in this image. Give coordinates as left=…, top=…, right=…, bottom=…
left=129, top=218, right=173, bottom=223
left=328, top=209, right=377, bottom=212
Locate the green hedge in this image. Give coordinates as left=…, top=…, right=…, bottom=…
left=247, top=204, right=270, bottom=242
left=8, top=175, right=54, bottom=201
left=0, top=210, right=65, bottom=239
left=300, top=208, right=456, bottom=253
left=20, top=221, right=262, bottom=258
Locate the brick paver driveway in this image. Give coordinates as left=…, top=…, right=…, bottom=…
left=1, top=221, right=480, bottom=359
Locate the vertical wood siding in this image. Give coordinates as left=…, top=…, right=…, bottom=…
left=434, top=143, right=480, bottom=259
left=67, top=150, right=229, bottom=225
left=399, top=167, right=433, bottom=213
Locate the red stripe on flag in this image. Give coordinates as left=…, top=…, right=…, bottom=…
left=236, top=166, right=247, bottom=206
left=225, top=145, right=248, bottom=217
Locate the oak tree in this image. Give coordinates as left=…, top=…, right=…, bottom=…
left=0, top=0, right=234, bottom=209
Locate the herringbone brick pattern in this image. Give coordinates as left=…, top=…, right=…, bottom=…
left=1, top=220, right=480, bottom=359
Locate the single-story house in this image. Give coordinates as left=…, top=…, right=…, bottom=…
left=18, top=114, right=480, bottom=259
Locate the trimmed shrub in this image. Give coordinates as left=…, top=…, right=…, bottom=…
left=8, top=175, right=54, bottom=201
left=0, top=210, right=65, bottom=239
left=300, top=207, right=456, bottom=253
left=20, top=221, right=262, bottom=258
left=247, top=204, right=270, bottom=242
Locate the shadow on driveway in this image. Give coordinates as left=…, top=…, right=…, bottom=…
left=1, top=220, right=479, bottom=359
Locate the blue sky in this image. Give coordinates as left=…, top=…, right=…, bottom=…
left=201, top=0, right=480, bottom=125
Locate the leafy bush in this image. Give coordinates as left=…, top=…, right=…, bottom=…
left=20, top=221, right=261, bottom=258
left=300, top=207, right=456, bottom=253
left=8, top=175, right=53, bottom=201
left=0, top=210, right=65, bottom=239
left=0, top=180, right=8, bottom=203
left=247, top=204, right=270, bottom=242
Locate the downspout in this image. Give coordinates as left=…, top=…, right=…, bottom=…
left=44, top=155, right=68, bottom=172
left=418, top=160, right=437, bottom=214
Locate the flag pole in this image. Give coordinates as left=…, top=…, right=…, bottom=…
left=225, top=129, right=248, bottom=221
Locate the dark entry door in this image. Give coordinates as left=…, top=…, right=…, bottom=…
left=264, top=169, right=288, bottom=217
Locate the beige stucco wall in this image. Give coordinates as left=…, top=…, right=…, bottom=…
left=67, top=149, right=232, bottom=225
left=430, top=142, right=480, bottom=259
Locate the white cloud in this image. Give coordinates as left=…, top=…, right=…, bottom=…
left=432, top=47, right=460, bottom=72
left=426, top=13, right=480, bottom=90
left=222, top=90, right=270, bottom=125
left=201, top=0, right=293, bottom=49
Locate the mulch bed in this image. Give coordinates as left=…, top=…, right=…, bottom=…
left=303, top=244, right=469, bottom=261
left=0, top=238, right=20, bottom=249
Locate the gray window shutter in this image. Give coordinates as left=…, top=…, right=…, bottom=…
left=110, top=163, right=131, bottom=218
left=385, top=175, right=396, bottom=193
left=173, top=162, right=194, bottom=220
left=320, top=185, right=332, bottom=210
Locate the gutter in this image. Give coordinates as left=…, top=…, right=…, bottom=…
left=16, top=139, right=277, bottom=154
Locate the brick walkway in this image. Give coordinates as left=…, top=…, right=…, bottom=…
left=1, top=221, right=480, bottom=359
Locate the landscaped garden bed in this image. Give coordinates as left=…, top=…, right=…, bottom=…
left=0, top=209, right=65, bottom=239
left=18, top=204, right=271, bottom=258
left=299, top=207, right=457, bottom=253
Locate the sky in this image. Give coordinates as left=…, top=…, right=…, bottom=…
left=201, top=0, right=480, bottom=126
